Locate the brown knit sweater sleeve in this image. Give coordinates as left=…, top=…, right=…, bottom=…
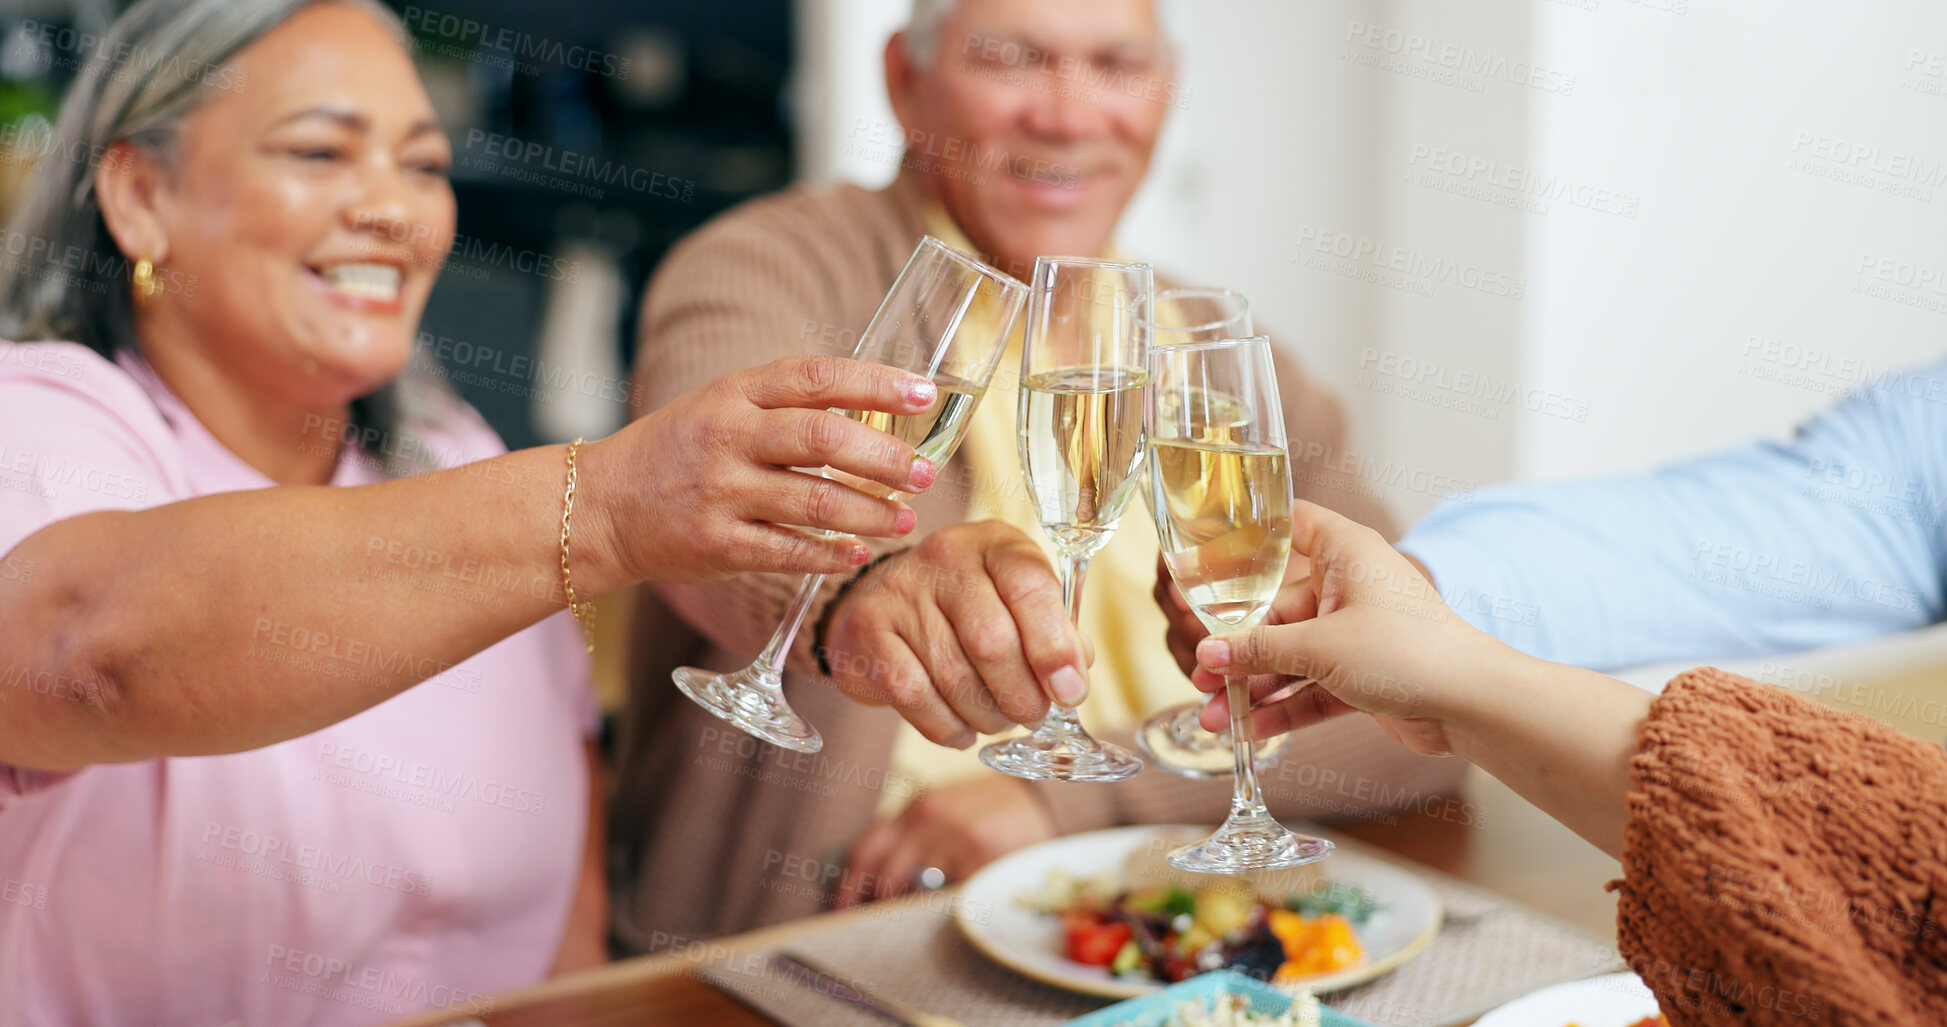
left=1616, top=667, right=1947, bottom=1026
left=633, top=189, right=908, bottom=676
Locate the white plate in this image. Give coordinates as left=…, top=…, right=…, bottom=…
left=1471, top=972, right=1660, bottom=1027
left=953, top=825, right=1441, bottom=1000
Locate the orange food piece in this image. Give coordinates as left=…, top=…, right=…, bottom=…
left=1267, top=909, right=1364, bottom=980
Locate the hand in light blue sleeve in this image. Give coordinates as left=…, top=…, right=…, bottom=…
left=1399, top=361, right=1947, bottom=671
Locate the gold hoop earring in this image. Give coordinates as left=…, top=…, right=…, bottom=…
left=131, top=258, right=161, bottom=302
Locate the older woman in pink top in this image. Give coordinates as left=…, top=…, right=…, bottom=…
left=0, top=0, right=942, bottom=1023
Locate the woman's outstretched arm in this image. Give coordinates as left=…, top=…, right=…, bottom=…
left=1195, top=500, right=1947, bottom=1021
left=0, top=356, right=936, bottom=772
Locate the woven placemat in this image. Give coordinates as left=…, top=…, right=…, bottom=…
left=703, top=834, right=1623, bottom=1027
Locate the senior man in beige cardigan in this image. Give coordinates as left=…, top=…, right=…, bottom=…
left=609, top=0, right=1464, bottom=952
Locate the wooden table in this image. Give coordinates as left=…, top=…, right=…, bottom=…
left=388, top=766, right=1619, bottom=1027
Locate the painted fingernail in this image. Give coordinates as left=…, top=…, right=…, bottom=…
left=849, top=544, right=871, bottom=566
left=895, top=507, right=918, bottom=534
left=907, top=378, right=938, bottom=405
left=1049, top=666, right=1088, bottom=706
left=909, top=457, right=937, bottom=490
left=1199, top=639, right=1232, bottom=669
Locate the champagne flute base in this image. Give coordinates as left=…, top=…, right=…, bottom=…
left=1136, top=703, right=1291, bottom=778
left=1166, top=814, right=1332, bottom=873
left=978, top=728, right=1143, bottom=782
left=671, top=665, right=823, bottom=753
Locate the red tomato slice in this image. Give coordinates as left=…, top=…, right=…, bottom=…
left=1063, top=915, right=1133, bottom=966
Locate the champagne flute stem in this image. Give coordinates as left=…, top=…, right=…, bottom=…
left=1040, top=553, right=1090, bottom=727
left=1060, top=553, right=1088, bottom=627
left=753, top=572, right=827, bottom=677
left=1226, top=673, right=1269, bottom=815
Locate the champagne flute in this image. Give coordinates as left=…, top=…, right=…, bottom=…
left=979, top=256, right=1151, bottom=782
left=1136, top=288, right=1291, bottom=777
left=672, top=236, right=1028, bottom=753
left=1148, top=335, right=1331, bottom=871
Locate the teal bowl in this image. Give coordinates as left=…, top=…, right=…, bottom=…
left=1061, top=970, right=1374, bottom=1026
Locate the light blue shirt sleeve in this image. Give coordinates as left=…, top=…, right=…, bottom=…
left=1398, top=361, right=1947, bottom=671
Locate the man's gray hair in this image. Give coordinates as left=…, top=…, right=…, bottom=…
left=904, top=0, right=1172, bottom=69
left=904, top=0, right=958, bottom=68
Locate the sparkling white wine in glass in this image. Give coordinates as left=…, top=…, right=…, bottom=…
left=1018, top=367, right=1149, bottom=549
left=1139, top=437, right=1295, bottom=778
left=979, top=254, right=1152, bottom=783
left=840, top=374, right=985, bottom=498
left=1147, top=335, right=1331, bottom=872
left=1151, top=439, right=1293, bottom=626
left=1135, top=289, right=1289, bottom=777
left=671, top=236, right=1027, bottom=753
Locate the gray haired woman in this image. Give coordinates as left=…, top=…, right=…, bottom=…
left=0, top=1, right=938, bottom=1022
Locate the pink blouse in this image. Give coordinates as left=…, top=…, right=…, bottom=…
left=0, top=341, right=596, bottom=1025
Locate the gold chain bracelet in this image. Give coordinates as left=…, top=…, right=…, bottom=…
left=558, top=438, right=596, bottom=653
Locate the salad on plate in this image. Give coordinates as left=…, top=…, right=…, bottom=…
left=1019, top=837, right=1376, bottom=985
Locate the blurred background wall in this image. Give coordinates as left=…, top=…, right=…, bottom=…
left=1, top=0, right=1943, bottom=521
left=801, top=0, right=1947, bottom=521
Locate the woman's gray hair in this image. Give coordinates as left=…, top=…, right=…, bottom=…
left=0, top=0, right=452, bottom=477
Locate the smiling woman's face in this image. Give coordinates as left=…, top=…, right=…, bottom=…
left=141, top=3, right=454, bottom=408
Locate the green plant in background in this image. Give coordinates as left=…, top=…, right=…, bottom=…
left=0, top=81, right=58, bottom=223
left=0, top=81, right=57, bottom=133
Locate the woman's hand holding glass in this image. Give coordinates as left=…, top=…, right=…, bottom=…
left=1187, top=502, right=1469, bottom=756
left=1191, top=501, right=1653, bottom=858
left=577, top=356, right=940, bottom=588
left=669, top=237, right=1029, bottom=754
